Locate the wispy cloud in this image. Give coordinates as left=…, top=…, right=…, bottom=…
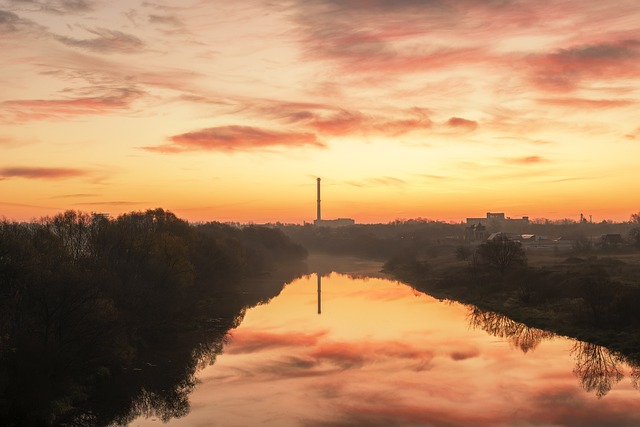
left=0, top=166, right=89, bottom=180
left=527, top=40, right=640, bottom=91
left=148, top=13, right=183, bottom=28
left=258, top=101, right=432, bottom=137
left=55, top=28, right=145, bottom=53
left=1, top=87, right=144, bottom=122
left=143, top=125, right=325, bottom=153
left=0, top=9, right=44, bottom=35
left=536, top=98, right=635, bottom=109
left=346, top=176, right=407, bottom=188
left=226, top=330, right=327, bottom=355
left=9, top=0, right=97, bottom=15
left=49, top=193, right=99, bottom=199
left=625, top=128, right=640, bottom=140
left=310, top=340, right=435, bottom=370
left=75, top=200, right=144, bottom=206
left=307, top=109, right=432, bottom=136
left=501, top=156, right=548, bottom=165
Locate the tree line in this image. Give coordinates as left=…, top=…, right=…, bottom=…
left=0, top=208, right=307, bottom=426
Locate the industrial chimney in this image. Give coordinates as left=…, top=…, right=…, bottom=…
left=316, top=177, right=321, bottom=221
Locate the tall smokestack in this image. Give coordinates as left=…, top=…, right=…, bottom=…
left=316, top=177, right=321, bottom=221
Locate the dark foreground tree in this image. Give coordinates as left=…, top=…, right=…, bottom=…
left=476, top=235, right=527, bottom=275
left=629, top=228, right=640, bottom=250
left=0, top=209, right=307, bottom=427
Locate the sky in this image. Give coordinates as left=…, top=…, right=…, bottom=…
left=2, top=0, right=640, bottom=224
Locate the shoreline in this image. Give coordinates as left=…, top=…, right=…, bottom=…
left=385, top=253, right=640, bottom=362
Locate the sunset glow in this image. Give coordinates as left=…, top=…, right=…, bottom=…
left=2, top=0, right=640, bottom=223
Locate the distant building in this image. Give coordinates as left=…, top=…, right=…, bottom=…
left=313, top=178, right=355, bottom=227
left=466, top=212, right=529, bottom=226
left=465, top=222, right=487, bottom=241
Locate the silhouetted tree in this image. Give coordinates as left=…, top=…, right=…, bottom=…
left=475, top=235, right=527, bottom=275
left=629, top=228, right=640, bottom=250
left=577, top=266, right=615, bottom=326
left=0, top=209, right=308, bottom=427
left=572, top=235, right=593, bottom=253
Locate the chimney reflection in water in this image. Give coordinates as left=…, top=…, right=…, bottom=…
left=317, top=274, right=321, bottom=315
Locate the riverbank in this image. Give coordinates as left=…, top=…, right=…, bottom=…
left=384, top=250, right=640, bottom=361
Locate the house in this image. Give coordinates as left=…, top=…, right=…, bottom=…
left=465, top=222, right=487, bottom=241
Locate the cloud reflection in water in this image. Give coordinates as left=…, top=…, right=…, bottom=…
left=133, top=273, right=640, bottom=427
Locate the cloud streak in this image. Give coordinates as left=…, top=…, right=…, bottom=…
left=501, top=156, right=548, bottom=165
left=527, top=40, right=640, bottom=91
left=144, top=125, right=325, bottom=153
left=225, top=330, right=327, bottom=355
left=55, top=28, right=145, bottom=53
left=0, top=166, right=89, bottom=180
left=258, top=101, right=432, bottom=137
left=1, top=88, right=144, bottom=122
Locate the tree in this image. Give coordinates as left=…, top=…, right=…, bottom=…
left=476, top=235, right=527, bottom=275
left=578, top=266, right=615, bottom=326
left=629, top=228, right=640, bottom=250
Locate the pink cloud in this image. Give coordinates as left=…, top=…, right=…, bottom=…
left=625, top=128, right=640, bottom=140
left=447, top=117, right=478, bottom=131
left=310, top=340, right=435, bottom=369
left=144, top=125, right=324, bottom=153
left=449, top=349, right=480, bottom=361
left=1, top=88, right=143, bottom=122
left=0, top=166, right=89, bottom=180
left=259, top=101, right=432, bottom=137
left=225, top=330, right=327, bottom=355
left=501, top=156, right=548, bottom=165
left=527, top=40, right=640, bottom=91
left=536, top=98, right=636, bottom=109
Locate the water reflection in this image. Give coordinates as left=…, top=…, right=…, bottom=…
left=129, top=272, right=640, bottom=427
left=466, top=306, right=555, bottom=353
left=317, top=274, right=322, bottom=315
left=572, top=342, right=624, bottom=398
left=464, top=304, right=640, bottom=399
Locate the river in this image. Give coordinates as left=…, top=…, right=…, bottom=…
left=129, top=268, right=640, bottom=427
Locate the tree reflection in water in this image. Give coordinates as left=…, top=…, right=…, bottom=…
left=465, top=305, right=640, bottom=398
left=571, top=342, right=623, bottom=398
left=466, top=306, right=555, bottom=353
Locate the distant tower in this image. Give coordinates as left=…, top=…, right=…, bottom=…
left=316, top=178, right=321, bottom=222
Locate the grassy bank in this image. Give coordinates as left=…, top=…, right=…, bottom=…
left=384, top=247, right=640, bottom=360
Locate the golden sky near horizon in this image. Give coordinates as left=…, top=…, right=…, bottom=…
left=1, top=0, right=640, bottom=223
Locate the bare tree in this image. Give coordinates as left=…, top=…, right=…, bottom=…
left=476, top=235, right=527, bottom=275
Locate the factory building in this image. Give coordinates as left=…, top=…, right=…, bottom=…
left=313, top=178, right=355, bottom=227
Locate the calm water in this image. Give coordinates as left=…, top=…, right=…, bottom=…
left=130, top=272, right=640, bottom=427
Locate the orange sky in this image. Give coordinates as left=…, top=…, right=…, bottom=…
left=2, top=1, right=640, bottom=223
